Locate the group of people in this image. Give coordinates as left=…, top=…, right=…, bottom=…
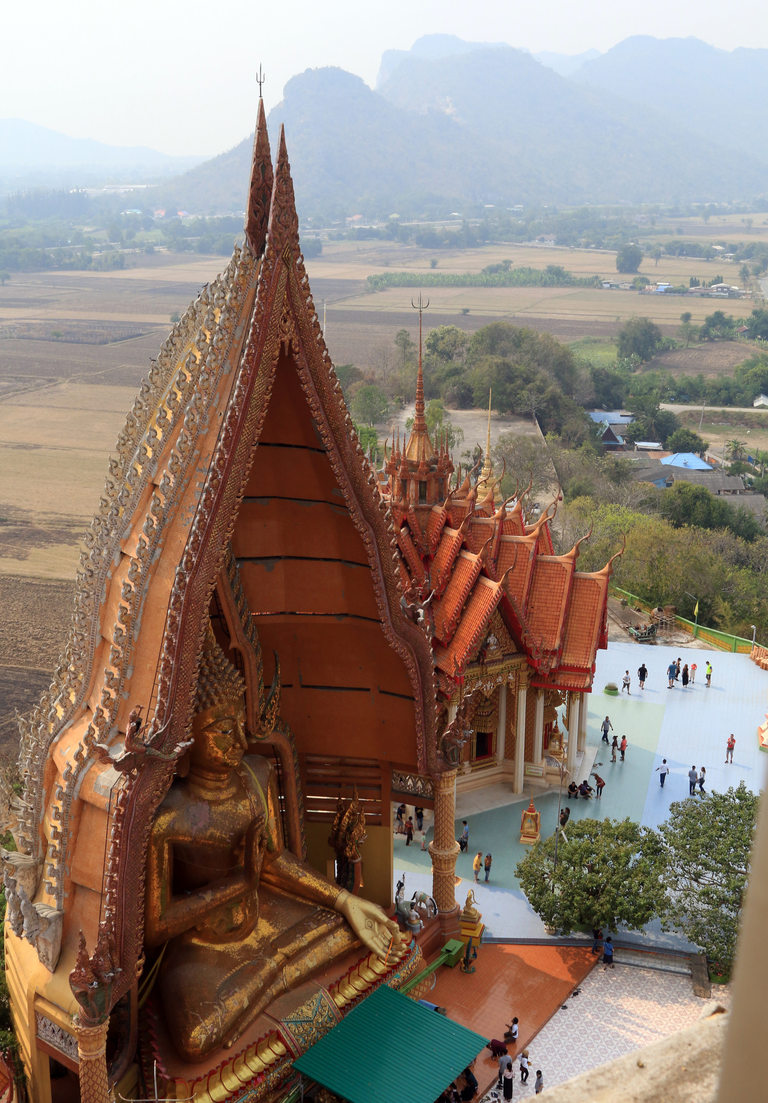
left=600, top=716, right=627, bottom=763
left=591, top=929, right=615, bottom=969
left=472, top=850, right=493, bottom=882
left=493, top=1020, right=544, bottom=1098
left=435, top=1064, right=479, bottom=1102
left=621, top=656, right=713, bottom=693
left=395, top=802, right=425, bottom=846
left=664, top=656, right=712, bottom=689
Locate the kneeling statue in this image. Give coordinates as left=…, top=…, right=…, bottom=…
left=145, top=623, right=403, bottom=1062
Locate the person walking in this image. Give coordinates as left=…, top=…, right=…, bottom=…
left=620, top=735, right=627, bottom=762
left=681, top=663, right=689, bottom=688
left=602, top=936, right=614, bottom=968
left=591, top=927, right=603, bottom=955
left=534, top=1070, right=544, bottom=1095
left=415, top=806, right=424, bottom=831
left=726, top=733, right=736, bottom=763
left=519, top=1050, right=530, bottom=1084
left=698, top=767, right=706, bottom=794
left=459, top=821, right=469, bottom=852
left=601, top=715, right=613, bottom=744
left=690, top=662, right=697, bottom=684
left=497, top=1053, right=513, bottom=1088
left=656, top=759, right=670, bottom=788
left=637, top=662, right=648, bottom=689
left=621, top=670, right=631, bottom=694
left=484, top=853, right=493, bottom=882
left=675, top=657, right=682, bottom=681
left=667, top=660, right=677, bottom=688
left=473, top=851, right=483, bottom=882
left=706, top=660, right=713, bottom=687
left=611, top=733, right=618, bottom=762
left=592, top=772, right=605, bottom=799
left=688, top=765, right=698, bottom=796
left=404, top=816, right=414, bottom=845
left=502, top=1063, right=515, bottom=1101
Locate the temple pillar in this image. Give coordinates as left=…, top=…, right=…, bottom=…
left=577, top=692, right=588, bottom=752
left=513, top=672, right=527, bottom=793
left=566, top=692, right=580, bottom=776
left=495, top=684, right=507, bottom=766
left=533, top=689, right=545, bottom=764
left=429, top=769, right=459, bottom=915
left=76, top=1021, right=110, bottom=1103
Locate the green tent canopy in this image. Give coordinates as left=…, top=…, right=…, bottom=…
left=293, top=984, right=488, bottom=1103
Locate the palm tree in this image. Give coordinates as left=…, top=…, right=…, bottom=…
left=725, top=439, right=747, bottom=462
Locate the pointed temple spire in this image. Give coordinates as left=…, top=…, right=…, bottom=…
left=475, top=390, right=498, bottom=509
left=265, top=125, right=300, bottom=256
left=244, top=82, right=273, bottom=255
left=404, top=294, right=434, bottom=466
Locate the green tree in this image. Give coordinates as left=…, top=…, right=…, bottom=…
left=659, top=785, right=759, bottom=972
left=725, top=439, right=747, bottom=462
left=679, top=311, right=695, bottom=348
left=666, top=427, right=708, bottom=455
left=617, top=317, right=663, bottom=362
left=616, top=244, right=643, bottom=274
left=394, top=328, right=416, bottom=372
left=515, top=818, right=667, bottom=934
left=350, top=383, right=388, bottom=427
left=0, top=271, right=10, bottom=286
left=354, top=423, right=381, bottom=461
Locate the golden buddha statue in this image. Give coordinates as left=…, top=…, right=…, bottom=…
left=145, top=624, right=403, bottom=1062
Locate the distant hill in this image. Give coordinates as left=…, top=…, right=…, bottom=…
left=571, top=36, right=768, bottom=164
left=533, top=48, right=601, bottom=76
left=164, top=43, right=768, bottom=220
left=0, top=119, right=204, bottom=192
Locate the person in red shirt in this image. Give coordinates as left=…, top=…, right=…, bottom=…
left=591, top=773, right=606, bottom=799
left=726, top=734, right=735, bottom=763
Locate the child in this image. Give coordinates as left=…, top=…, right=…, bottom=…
left=404, top=816, right=414, bottom=845
left=534, top=1070, right=544, bottom=1094
left=621, top=670, right=631, bottom=694
left=603, top=936, right=614, bottom=968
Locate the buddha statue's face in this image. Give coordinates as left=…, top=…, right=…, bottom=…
left=191, top=702, right=247, bottom=772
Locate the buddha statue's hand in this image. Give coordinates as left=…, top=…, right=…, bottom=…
left=336, top=890, right=406, bottom=962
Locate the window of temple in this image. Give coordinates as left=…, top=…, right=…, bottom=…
left=418, top=481, right=427, bottom=503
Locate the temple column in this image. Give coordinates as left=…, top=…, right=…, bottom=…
left=566, top=692, right=580, bottom=777
left=496, top=684, right=507, bottom=766
left=76, top=1021, right=109, bottom=1103
left=533, top=689, right=545, bottom=764
left=429, top=769, right=459, bottom=914
left=513, top=671, right=527, bottom=793
left=577, top=692, right=588, bottom=752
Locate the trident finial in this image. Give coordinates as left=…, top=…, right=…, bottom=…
left=410, top=294, right=429, bottom=423
left=257, top=65, right=266, bottom=99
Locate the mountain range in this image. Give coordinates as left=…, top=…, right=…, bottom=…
left=6, top=36, right=768, bottom=216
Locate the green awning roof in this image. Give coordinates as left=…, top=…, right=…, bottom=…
left=293, top=984, right=488, bottom=1103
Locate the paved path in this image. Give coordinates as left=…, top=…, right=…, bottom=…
left=475, top=962, right=716, bottom=1100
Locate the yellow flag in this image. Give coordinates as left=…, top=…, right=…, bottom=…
left=694, top=601, right=699, bottom=618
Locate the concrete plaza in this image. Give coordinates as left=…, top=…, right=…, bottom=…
left=392, top=639, right=768, bottom=947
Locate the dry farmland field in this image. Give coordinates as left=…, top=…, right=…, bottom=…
left=0, top=238, right=764, bottom=749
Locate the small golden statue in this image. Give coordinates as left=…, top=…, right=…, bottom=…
left=145, top=623, right=403, bottom=1062
left=461, top=889, right=480, bottom=925
left=328, top=789, right=367, bottom=894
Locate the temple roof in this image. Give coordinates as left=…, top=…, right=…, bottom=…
left=388, top=469, right=613, bottom=694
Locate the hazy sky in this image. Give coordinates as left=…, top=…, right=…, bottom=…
left=5, top=0, right=767, bottom=157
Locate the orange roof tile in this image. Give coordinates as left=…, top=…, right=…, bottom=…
left=463, top=516, right=495, bottom=556
left=432, top=551, right=483, bottom=643
left=434, top=578, right=504, bottom=674
left=426, top=505, right=448, bottom=551
left=558, top=572, right=609, bottom=672
left=498, top=535, right=537, bottom=610
left=397, top=526, right=427, bottom=589
left=525, top=556, right=575, bottom=654
left=431, top=527, right=464, bottom=594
